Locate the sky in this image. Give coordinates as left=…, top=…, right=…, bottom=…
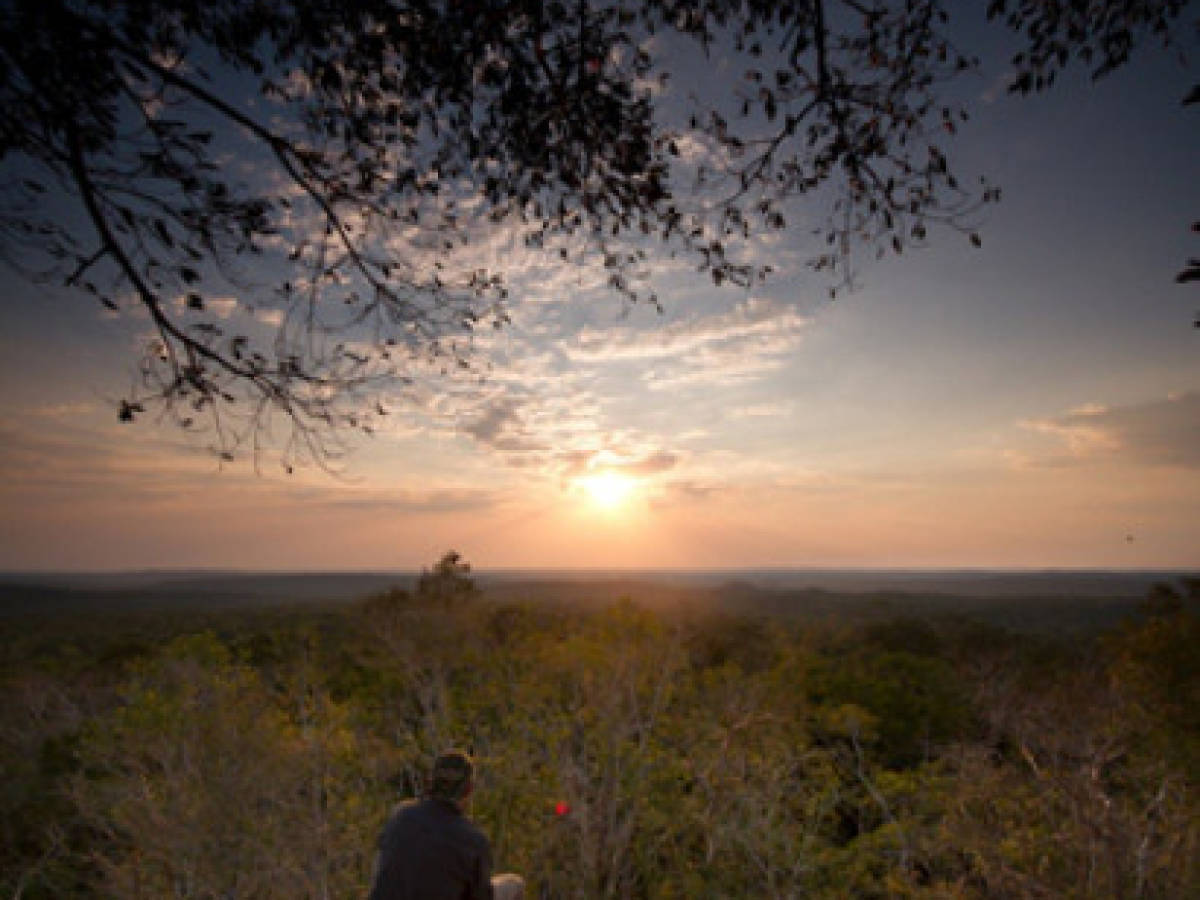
left=1, top=8, right=1198, bottom=572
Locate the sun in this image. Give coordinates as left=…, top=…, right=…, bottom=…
left=579, top=471, right=635, bottom=511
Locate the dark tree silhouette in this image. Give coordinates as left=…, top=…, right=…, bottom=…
left=986, top=0, right=1192, bottom=91
left=0, top=1, right=1193, bottom=466
left=416, top=550, right=479, bottom=606
left=985, top=0, right=1199, bottom=297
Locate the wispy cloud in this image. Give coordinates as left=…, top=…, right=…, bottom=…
left=255, top=308, right=285, bottom=326
left=280, top=484, right=498, bottom=515
left=561, top=296, right=808, bottom=390
left=459, top=394, right=549, bottom=453
left=0, top=415, right=502, bottom=517
left=651, top=478, right=724, bottom=506
left=556, top=448, right=680, bottom=480
left=1016, top=391, right=1200, bottom=468
left=608, top=450, right=679, bottom=476
left=173, top=294, right=239, bottom=318
left=565, top=296, right=806, bottom=363
left=28, top=402, right=96, bottom=419
left=0, top=419, right=232, bottom=502
left=730, top=402, right=792, bottom=419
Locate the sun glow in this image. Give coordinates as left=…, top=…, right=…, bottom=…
left=579, top=471, right=635, bottom=511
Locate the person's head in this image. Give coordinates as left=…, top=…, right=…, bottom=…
left=430, top=749, right=474, bottom=805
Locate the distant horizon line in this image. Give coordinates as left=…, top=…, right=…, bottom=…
left=3, top=565, right=1195, bottom=577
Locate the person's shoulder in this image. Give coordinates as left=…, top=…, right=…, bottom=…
left=388, top=798, right=487, bottom=846
left=380, top=797, right=424, bottom=829
left=425, top=800, right=488, bottom=848
left=391, top=797, right=464, bottom=824
left=456, top=812, right=490, bottom=853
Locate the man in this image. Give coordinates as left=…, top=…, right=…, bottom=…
left=368, top=750, right=524, bottom=900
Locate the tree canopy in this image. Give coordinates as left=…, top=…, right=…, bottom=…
left=2, top=576, right=1197, bottom=896
left=0, top=0, right=1193, bottom=467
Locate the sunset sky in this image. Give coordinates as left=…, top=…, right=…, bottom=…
left=1, top=11, right=1197, bottom=572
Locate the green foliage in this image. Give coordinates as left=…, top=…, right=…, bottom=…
left=1105, top=580, right=1200, bottom=775
left=67, top=632, right=382, bottom=898
left=1, top=581, right=1196, bottom=898
left=809, top=645, right=972, bottom=769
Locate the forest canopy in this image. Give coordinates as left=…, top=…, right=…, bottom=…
left=1, top=574, right=1197, bottom=897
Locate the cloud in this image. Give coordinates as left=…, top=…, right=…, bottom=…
left=561, top=296, right=808, bottom=389
left=566, top=296, right=806, bottom=362
left=395, top=339, right=615, bottom=480
left=355, top=266, right=805, bottom=490
left=283, top=485, right=498, bottom=515
left=553, top=446, right=681, bottom=483
left=174, top=295, right=239, bottom=318
left=209, top=297, right=239, bottom=319
left=730, top=402, right=791, bottom=419
left=604, top=450, right=679, bottom=477
left=653, top=479, right=724, bottom=506
left=642, top=338, right=797, bottom=390
left=554, top=448, right=595, bottom=479
left=1020, top=414, right=1119, bottom=458
left=255, top=308, right=285, bottom=327
left=29, top=402, right=96, bottom=419
left=668, top=131, right=730, bottom=168
left=459, top=394, right=549, bottom=453
left=1018, top=391, right=1200, bottom=468
left=0, top=415, right=503, bottom=521
left=0, top=418, right=236, bottom=503
left=426, top=289, right=806, bottom=487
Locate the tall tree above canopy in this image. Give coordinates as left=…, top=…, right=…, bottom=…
left=0, top=1, right=1193, bottom=468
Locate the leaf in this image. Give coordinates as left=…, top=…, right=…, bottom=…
left=118, top=400, right=143, bottom=422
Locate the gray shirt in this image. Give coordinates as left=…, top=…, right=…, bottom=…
left=367, top=798, right=494, bottom=900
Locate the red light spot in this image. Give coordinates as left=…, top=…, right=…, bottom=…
left=554, top=801, right=570, bottom=817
